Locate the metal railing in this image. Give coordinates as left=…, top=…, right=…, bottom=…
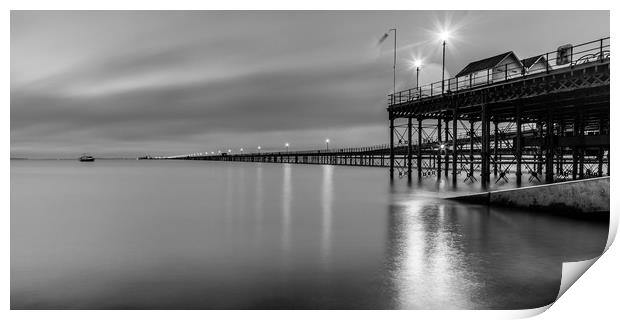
left=388, top=37, right=610, bottom=105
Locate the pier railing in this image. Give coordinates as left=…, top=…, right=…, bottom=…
left=388, top=37, right=610, bottom=105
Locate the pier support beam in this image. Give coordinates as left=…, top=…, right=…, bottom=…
left=389, top=115, right=394, bottom=178
left=469, top=119, right=475, bottom=180
left=452, top=107, right=458, bottom=183
left=516, top=106, right=523, bottom=185
left=417, top=118, right=423, bottom=178
left=408, top=117, right=413, bottom=180
left=545, top=109, right=554, bottom=183
left=572, top=117, right=579, bottom=180
left=445, top=118, right=450, bottom=177
left=481, top=104, right=490, bottom=188
left=493, top=121, right=498, bottom=176
left=437, top=118, right=442, bottom=177
left=598, top=118, right=605, bottom=177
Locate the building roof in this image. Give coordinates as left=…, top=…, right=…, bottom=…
left=455, top=51, right=520, bottom=78
left=521, top=55, right=548, bottom=69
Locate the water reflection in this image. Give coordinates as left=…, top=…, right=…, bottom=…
left=281, top=164, right=292, bottom=268
left=254, top=165, right=263, bottom=244
left=386, top=189, right=607, bottom=309
left=10, top=161, right=608, bottom=310
left=320, top=165, right=333, bottom=269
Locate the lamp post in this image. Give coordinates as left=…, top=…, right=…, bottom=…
left=285, top=143, right=289, bottom=153
left=257, top=146, right=261, bottom=154
left=240, top=148, right=244, bottom=154
left=379, top=28, right=397, bottom=103
left=414, top=59, right=422, bottom=96
left=440, top=32, right=450, bottom=94
left=325, top=139, right=330, bottom=151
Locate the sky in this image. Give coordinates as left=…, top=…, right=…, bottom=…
left=11, top=11, right=609, bottom=158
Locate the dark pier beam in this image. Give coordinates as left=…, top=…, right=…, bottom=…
left=389, top=114, right=395, bottom=178
left=572, top=117, right=579, bottom=180
left=545, top=109, right=554, bottom=183
left=452, top=107, right=458, bottom=183
left=578, top=112, right=585, bottom=179
left=445, top=117, right=450, bottom=177
left=417, top=118, right=423, bottom=178
left=408, top=117, right=413, bottom=180
left=598, top=118, right=604, bottom=177
left=537, top=122, right=543, bottom=175
left=469, top=119, right=475, bottom=179
left=437, top=118, right=442, bottom=177
left=493, top=121, right=499, bottom=176
left=481, top=104, right=490, bottom=188
left=557, top=120, right=565, bottom=176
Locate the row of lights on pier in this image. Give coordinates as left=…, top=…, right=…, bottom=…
left=184, top=139, right=331, bottom=157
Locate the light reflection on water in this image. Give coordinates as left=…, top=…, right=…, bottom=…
left=11, top=160, right=608, bottom=309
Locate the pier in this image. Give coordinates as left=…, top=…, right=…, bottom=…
left=169, top=37, right=610, bottom=188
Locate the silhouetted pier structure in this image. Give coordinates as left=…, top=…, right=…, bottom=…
left=387, top=37, right=609, bottom=187
left=171, top=37, right=609, bottom=187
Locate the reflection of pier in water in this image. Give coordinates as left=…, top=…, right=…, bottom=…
left=384, top=185, right=608, bottom=309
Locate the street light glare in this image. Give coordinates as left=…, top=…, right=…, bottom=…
left=414, top=59, right=422, bottom=68
left=325, top=139, right=330, bottom=143
left=439, top=31, right=451, bottom=42
left=285, top=143, right=289, bottom=147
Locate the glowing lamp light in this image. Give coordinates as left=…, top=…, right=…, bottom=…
left=414, top=59, right=423, bottom=68
left=440, top=144, right=446, bottom=149
left=439, top=31, right=451, bottom=42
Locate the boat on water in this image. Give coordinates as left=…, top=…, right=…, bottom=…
left=79, top=154, right=95, bottom=162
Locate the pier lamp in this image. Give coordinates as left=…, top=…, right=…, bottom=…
left=228, top=149, right=232, bottom=154
left=325, top=139, right=330, bottom=150
left=439, top=31, right=451, bottom=94
left=218, top=150, right=221, bottom=154
left=211, top=152, right=214, bottom=155
left=285, top=143, right=289, bottom=153
left=258, top=146, right=261, bottom=154
left=240, top=148, right=244, bottom=154
left=414, top=59, right=422, bottom=93
left=379, top=28, right=397, bottom=103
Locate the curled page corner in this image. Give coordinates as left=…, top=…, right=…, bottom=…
left=556, top=257, right=600, bottom=301
left=605, top=208, right=618, bottom=251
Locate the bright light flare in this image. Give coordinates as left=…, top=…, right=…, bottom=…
left=439, top=31, right=451, bottom=42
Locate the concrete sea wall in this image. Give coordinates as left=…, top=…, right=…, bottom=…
left=449, top=177, right=609, bottom=215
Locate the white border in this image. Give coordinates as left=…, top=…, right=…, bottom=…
left=4, top=1, right=617, bottom=319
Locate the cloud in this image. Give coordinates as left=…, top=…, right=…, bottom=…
left=11, top=11, right=609, bottom=157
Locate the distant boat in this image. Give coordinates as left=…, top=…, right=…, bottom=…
left=79, top=154, right=95, bottom=162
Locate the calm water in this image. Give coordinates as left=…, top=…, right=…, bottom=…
left=11, top=160, right=608, bottom=309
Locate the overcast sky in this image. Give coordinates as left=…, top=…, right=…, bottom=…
left=11, top=11, right=609, bottom=158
